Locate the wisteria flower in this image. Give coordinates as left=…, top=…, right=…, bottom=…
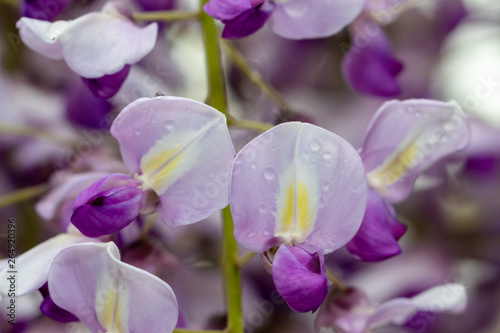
left=48, top=242, right=178, bottom=332
left=71, top=96, right=235, bottom=236
left=315, top=284, right=467, bottom=333
left=231, top=122, right=367, bottom=312
left=16, top=2, right=158, bottom=98
left=346, top=99, right=470, bottom=261
left=342, top=15, right=403, bottom=97
left=204, top=0, right=366, bottom=39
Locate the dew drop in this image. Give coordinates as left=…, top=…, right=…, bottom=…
left=406, top=106, right=414, bottom=113
left=247, top=231, right=256, bottom=238
left=323, top=181, right=331, bottom=191
left=163, top=120, right=174, bottom=130
left=251, top=162, right=257, bottom=170
left=134, top=129, right=141, bottom=136
left=323, top=152, right=332, bottom=160
left=263, top=167, right=275, bottom=181
left=259, top=204, right=266, bottom=213
left=151, top=118, right=157, bottom=124
left=284, top=0, right=308, bottom=18
left=310, top=139, right=321, bottom=151
left=263, top=230, right=271, bottom=236
left=319, top=198, right=326, bottom=208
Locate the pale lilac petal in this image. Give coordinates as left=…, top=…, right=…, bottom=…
left=361, top=99, right=470, bottom=202
left=35, top=172, right=110, bottom=221
left=368, top=284, right=467, bottom=328
left=231, top=122, right=367, bottom=253
left=342, top=17, right=403, bottom=97
left=0, top=234, right=95, bottom=297
left=270, top=0, right=365, bottom=39
left=111, top=96, right=235, bottom=228
left=71, top=173, right=144, bottom=237
left=48, top=242, right=178, bottom=332
left=204, top=0, right=253, bottom=21
left=16, top=18, right=67, bottom=59
left=222, top=4, right=274, bottom=39
left=16, top=7, right=158, bottom=78
left=345, top=188, right=406, bottom=262
left=272, top=244, right=328, bottom=313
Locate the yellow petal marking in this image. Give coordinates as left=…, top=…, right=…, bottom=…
left=139, top=146, right=185, bottom=194
left=367, top=141, right=420, bottom=191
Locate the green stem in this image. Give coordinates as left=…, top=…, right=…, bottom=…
left=222, top=40, right=291, bottom=112
left=0, top=0, right=18, bottom=7
left=199, top=2, right=243, bottom=332
left=133, top=11, right=200, bottom=22
left=228, top=117, right=273, bottom=132
left=0, top=184, right=48, bottom=209
left=326, top=269, right=347, bottom=292
left=236, top=251, right=256, bottom=268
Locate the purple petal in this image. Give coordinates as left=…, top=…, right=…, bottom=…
left=346, top=188, right=407, bottom=262
left=39, top=284, right=78, bottom=323
left=204, top=0, right=253, bottom=21
left=21, top=0, right=72, bottom=21
left=231, top=122, right=367, bottom=253
left=48, top=242, right=178, bottom=332
left=222, top=4, right=274, bottom=39
left=110, top=97, right=235, bottom=228
left=0, top=234, right=95, bottom=297
left=134, top=0, right=175, bottom=11
left=71, top=173, right=144, bottom=237
left=342, top=17, right=403, bottom=97
left=361, top=99, right=470, bottom=202
left=66, top=80, right=113, bottom=129
left=81, top=65, right=131, bottom=99
left=269, top=0, right=365, bottom=39
left=315, top=287, right=371, bottom=333
left=272, top=244, right=328, bottom=313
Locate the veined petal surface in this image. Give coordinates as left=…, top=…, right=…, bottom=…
left=231, top=122, right=367, bottom=253
left=270, top=0, right=366, bottom=39
left=111, top=96, right=235, bottom=228
left=49, top=242, right=178, bottom=333
left=361, top=99, right=469, bottom=202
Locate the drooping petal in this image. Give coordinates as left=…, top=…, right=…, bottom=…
left=48, top=242, right=178, bottom=332
left=222, top=3, right=275, bottom=39
left=346, top=188, right=407, bottom=262
left=204, top=0, right=254, bottom=21
left=269, top=0, right=365, bottom=39
left=361, top=99, right=469, bottom=202
left=272, top=244, right=328, bottom=313
left=16, top=3, right=158, bottom=78
left=342, top=16, right=403, bottom=97
left=110, top=96, right=235, bottom=228
left=16, top=18, right=67, bottom=59
left=71, top=173, right=144, bottom=237
left=0, top=234, right=95, bottom=297
left=81, top=65, right=131, bottom=99
left=231, top=122, right=367, bottom=253
left=367, top=284, right=467, bottom=329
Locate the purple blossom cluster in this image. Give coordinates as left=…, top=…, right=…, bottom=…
left=0, top=0, right=498, bottom=332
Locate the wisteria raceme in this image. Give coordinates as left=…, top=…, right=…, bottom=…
left=2, top=0, right=495, bottom=332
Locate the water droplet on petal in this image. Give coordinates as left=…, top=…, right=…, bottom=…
left=247, top=231, right=256, bottom=238
left=134, top=129, right=141, bottom=136
left=284, top=1, right=308, bottom=18
left=251, top=162, right=257, bottom=170
left=263, top=167, right=275, bottom=181
left=323, top=152, right=332, bottom=160
left=323, top=181, right=331, bottom=191
left=319, top=198, right=326, bottom=208
left=259, top=204, right=266, bottom=213
left=406, top=106, right=414, bottom=113
left=263, top=230, right=271, bottom=236
left=163, top=120, right=174, bottom=130
left=310, top=139, right=321, bottom=151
